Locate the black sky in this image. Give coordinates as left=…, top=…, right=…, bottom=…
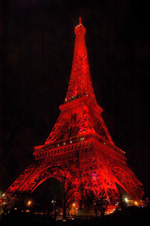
left=0, top=0, right=150, bottom=197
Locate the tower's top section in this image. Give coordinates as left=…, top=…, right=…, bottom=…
left=65, top=17, right=97, bottom=104
left=74, top=17, right=86, bottom=35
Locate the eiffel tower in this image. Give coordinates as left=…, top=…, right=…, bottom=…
left=1, top=18, right=144, bottom=209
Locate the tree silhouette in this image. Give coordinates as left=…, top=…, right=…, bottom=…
left=60, top=163, right=81, bottom=220
left=94, top=189, right=119, bottom=216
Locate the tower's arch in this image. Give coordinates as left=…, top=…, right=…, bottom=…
left=111, top=165, right=144, bottom=202
left=31, top=177, right=63, bottom=211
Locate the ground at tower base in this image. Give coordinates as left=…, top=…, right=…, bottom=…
left=0, top=206, right=150, bottom=226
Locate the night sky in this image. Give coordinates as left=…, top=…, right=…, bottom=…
left=0, top=0, right=150, bottom=198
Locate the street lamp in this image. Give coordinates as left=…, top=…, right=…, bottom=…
left=27, top=200, right=32, bottom=207
left=51, top=200, right=56, bottom=219
left=124, top=197, right=128, bottom=203
left=51, top=200, right=56, bottom=204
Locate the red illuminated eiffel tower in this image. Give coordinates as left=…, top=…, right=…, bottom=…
left=1, top=18, right=144, bottom=209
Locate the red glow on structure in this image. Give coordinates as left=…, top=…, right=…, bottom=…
left=1, top=18, right=144, bottom=210
left=64, top=17, right=97, bottom=105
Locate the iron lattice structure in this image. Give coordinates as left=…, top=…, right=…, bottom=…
left=1, top=18, right=144, bottom=208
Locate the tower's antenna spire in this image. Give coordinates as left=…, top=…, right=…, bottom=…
left=79, top=17, right=82, bottom=25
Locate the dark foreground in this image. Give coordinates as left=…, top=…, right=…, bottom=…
left=0, top=207, right=150, bottom=226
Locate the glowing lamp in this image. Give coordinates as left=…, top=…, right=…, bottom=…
left=27, top=200, right=32, bottom=207
left=134, top=201, right=138, bottom=206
